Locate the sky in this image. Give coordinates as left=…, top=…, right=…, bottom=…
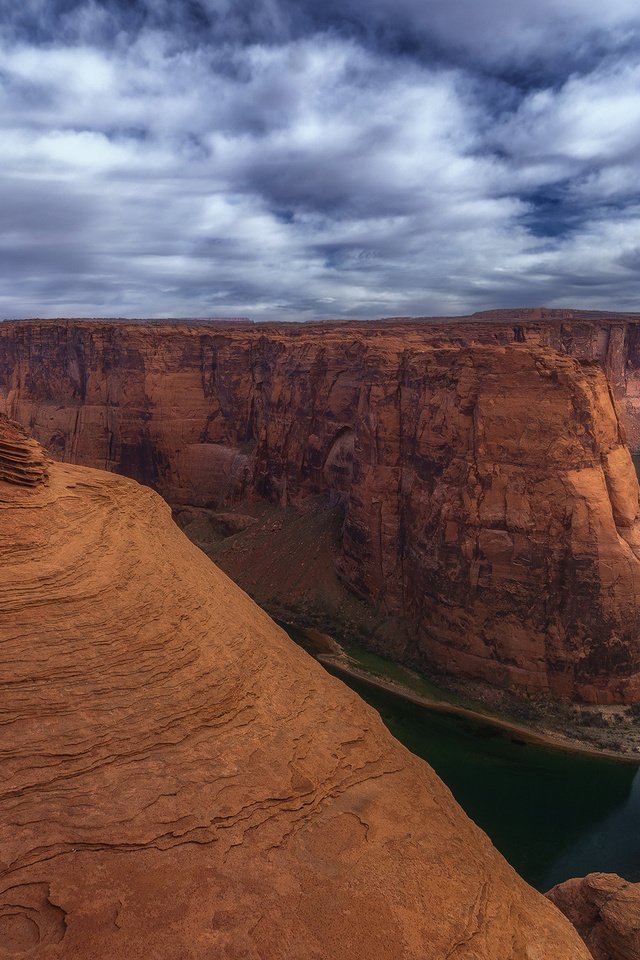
left=1, top=1, right=640, bottom=320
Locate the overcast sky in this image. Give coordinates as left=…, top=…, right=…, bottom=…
left=1, top=0, right=640, bottom=319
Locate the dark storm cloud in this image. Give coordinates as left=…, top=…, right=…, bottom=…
left=5, top=0, right=638, bottom=73
left=1, top=0, right=640, bottom=319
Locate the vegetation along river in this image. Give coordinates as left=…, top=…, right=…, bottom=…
left=284, top=624, right=640, bottom=892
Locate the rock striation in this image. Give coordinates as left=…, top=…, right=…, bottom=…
left=0, top=416, right=590, bottom=959
left=547, top=873, right=640, bottom=960
left=0, top=416, right=49, bottom=486
left=2, top=314, right=640, bottom=702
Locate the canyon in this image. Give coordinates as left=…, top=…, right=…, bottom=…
left=0, top=413, right=592, bottom=959
left=3, top=310, right=640, bottom=703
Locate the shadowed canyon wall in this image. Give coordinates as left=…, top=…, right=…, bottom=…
left=3, top=311, right=640, bottom=703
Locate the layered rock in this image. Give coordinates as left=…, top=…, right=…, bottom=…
left=0, top=416, right=590, bottom=959
left=0, top=416, right=49, bottom=486
left=2, top=316, right=640, bottom=702
left=547, top=873, right=640, bottom=959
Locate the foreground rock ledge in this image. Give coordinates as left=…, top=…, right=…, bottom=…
left=548, top=873, right=640, bottom=960
left=0, top=419, right=589, bottom=958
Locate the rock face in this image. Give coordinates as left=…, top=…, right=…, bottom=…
left=547, top=873, right=640, bottom=960
left=0, top=416, right=49, bottom=486
left=2, top=315, right=640, bottom=702
left=0, top=416, right=590, bottom=959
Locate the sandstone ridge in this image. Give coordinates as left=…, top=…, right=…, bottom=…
left=0, top=416, right=590, bottom=958
left=2, top=316, right=640, bottom=702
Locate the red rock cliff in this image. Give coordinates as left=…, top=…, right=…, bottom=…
left=0, top=415, right=591, bottom=959
left=2, top=315, right=640, bottom=703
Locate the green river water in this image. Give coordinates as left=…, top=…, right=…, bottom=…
left=284, top=626, right=640, bottom=891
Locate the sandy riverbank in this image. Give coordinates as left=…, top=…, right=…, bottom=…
left=317, top=653, right=640, bottom=764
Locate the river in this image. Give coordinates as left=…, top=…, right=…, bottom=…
left=284, top=625, right=640, bottom=891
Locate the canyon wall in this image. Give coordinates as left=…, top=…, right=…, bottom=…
left=2, top=313, right=640, bottom=702
left=0, top=415, right=591, bottom=959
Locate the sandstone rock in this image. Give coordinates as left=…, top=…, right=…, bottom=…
left=0, top=416, right=49, bottom=486
left=0, top=416, right=590, bottom=958
left=547, top=873, right=640, bottom=959
left=2, top=317, right=640, bottom=702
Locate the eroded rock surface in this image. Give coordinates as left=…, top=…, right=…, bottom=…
left=2, top=315, right=640, bottom=702
left=548, top=873, right=640, bottom=960
left=0, top=416, right=49, bottom=486
left=0, top=417, right=590, bottom=959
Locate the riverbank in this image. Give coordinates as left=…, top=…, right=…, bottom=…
left=319, top=653, right=640, bottom=764
left=282, top=624, right=640, bottom=763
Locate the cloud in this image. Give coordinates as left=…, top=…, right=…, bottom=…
left=0, top=0, right=640, bottom=318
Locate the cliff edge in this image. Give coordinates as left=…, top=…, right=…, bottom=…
left=0, top=415, right=590, bottom=958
